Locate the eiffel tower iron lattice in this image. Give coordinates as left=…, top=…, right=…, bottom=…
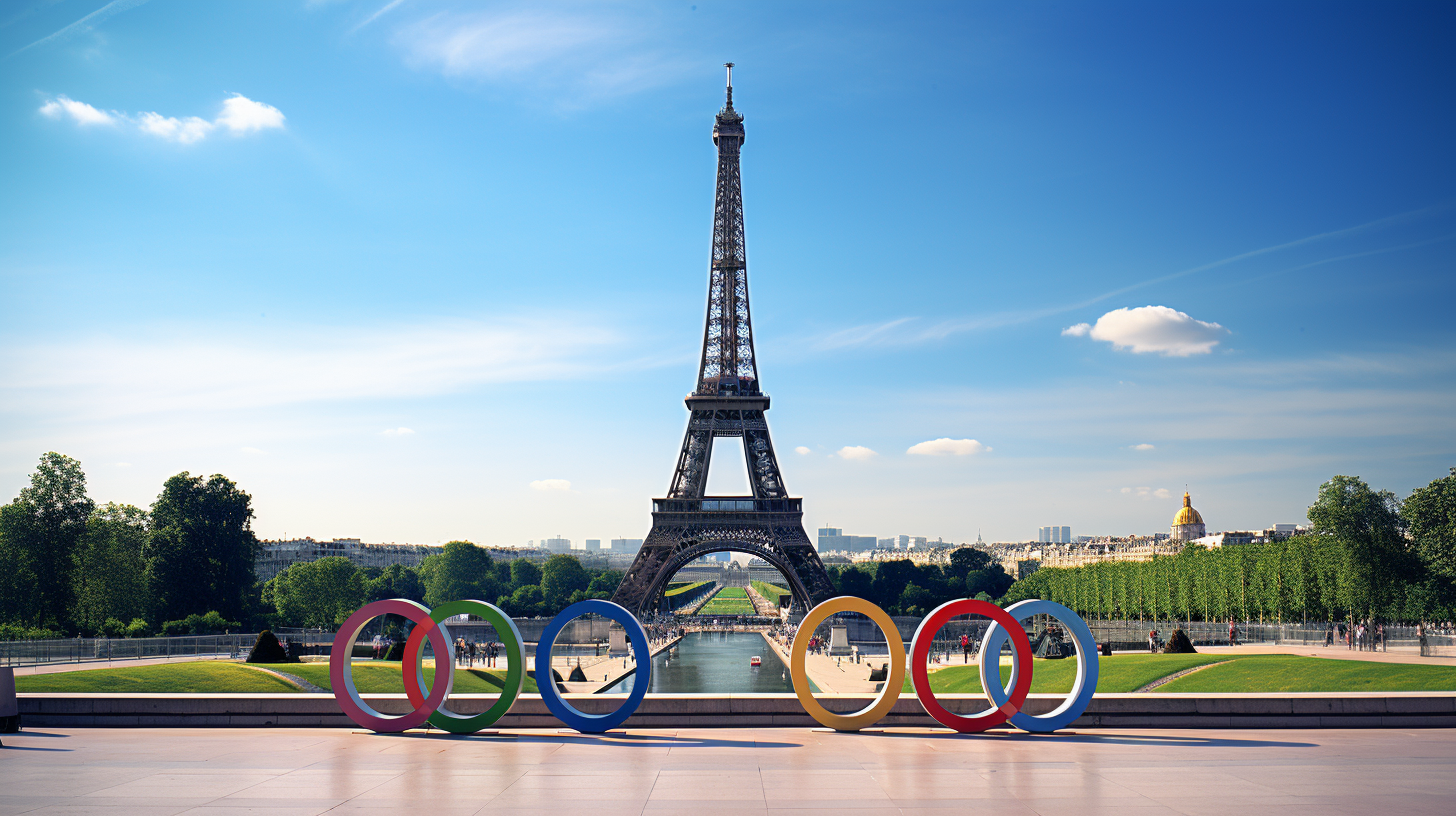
left=612, top=66, right=835, bottom=615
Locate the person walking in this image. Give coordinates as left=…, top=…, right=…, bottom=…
left=1325, top=624, right=1334, bottom=647
left=960, top=633, right=971, bottom=664
left=1148, top=629, right=1159, bottom=652
left=1228, top=619, right=1237, bottom=647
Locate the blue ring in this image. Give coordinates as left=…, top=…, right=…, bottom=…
left=534, top=599, right=650, bottom=733
left=979, top=599, right=1099, bottom=733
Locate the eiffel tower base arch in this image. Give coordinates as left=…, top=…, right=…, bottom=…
left=611, top=501, right=836, bottom=616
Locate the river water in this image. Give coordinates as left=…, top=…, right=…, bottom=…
left=603, top=631, right=797, bottom=694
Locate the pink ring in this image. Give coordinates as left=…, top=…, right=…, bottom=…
left=329, top=599, right=453, bottom=732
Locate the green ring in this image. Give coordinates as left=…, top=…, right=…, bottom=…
left=414, top=599, right=526, bottom=733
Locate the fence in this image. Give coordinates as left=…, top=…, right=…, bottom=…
left=794, top=614, right=1456, bottom=659
left=1, top=634, right=258, bottom=669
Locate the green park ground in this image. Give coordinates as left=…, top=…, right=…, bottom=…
left=695, top=586, right=757, bottom=616
left=16, top=653, right=1456, bottom=694
left=15, top=660, right=539, bottom=694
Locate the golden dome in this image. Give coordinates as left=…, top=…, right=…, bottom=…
left=1173, top=491, right=1203, bottom=526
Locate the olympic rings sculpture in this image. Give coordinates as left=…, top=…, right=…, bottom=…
left=330, top=594, right=1097, bottom=735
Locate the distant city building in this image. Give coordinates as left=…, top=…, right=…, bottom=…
left=897, top=535, right=910, bottom=549
left=610, top=538, right=643, bottom=553
left=877, top=538, right=896, bottom=550
left=542, top=537, right=571, bottom=553
left=255, top=538, right=441, bottom=582
left=816, top=526, right=877, bottom=552
left=1037, top=526, right=1073, bottom=544
left=1170, top=493, right=1207, bottom=541
left=580, top=539, right=602, bottom=551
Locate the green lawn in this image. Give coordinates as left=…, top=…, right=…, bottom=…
left=714, top=587, right=749, bottom=598
left=695, top=586, right=758, bottom=615
left=1155, top=655, right=1456, bottom=693
left=287, top=661, right=540, bottom=694
left=899, top=654, right=1232, bottom=694
left=15, top=661, right=301, bottom=693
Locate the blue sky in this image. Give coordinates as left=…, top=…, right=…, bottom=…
left=2, top=0, right=1453, bottom=547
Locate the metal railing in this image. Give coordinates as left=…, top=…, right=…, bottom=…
left=1, top=634, right=258, bottom=668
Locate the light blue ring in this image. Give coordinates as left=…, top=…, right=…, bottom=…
left=534, top=599, right=650, bottom=733
left=979, top=599, right=1098, bottom=732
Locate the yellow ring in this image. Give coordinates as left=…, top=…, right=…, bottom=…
left=790, top=596, right=907, bottom=732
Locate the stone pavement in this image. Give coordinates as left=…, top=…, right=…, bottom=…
left=1, top=725, right=1452, bottom=815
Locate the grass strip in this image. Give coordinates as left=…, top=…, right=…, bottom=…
left=15, top=661, right=302, bottom=693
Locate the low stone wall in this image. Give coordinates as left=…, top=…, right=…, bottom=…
left=17, top=692, right=1456, bottom=729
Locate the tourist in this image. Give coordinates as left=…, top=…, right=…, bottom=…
left=1377, top=623, right=1386, bottom=652
left=1355, top=622, right=1365, bottom=651
left=1228, top=618, right=1237, bottom=647
left=961, top=633, right=971, bottom=663
left=1325, top=624, right=1334, bottom=647
left=1148, top=629, right=1159, bottom=652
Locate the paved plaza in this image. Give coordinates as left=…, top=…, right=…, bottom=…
left=1, top=726, right=1452, bottom=815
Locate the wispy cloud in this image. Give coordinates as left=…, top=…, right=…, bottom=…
left=0, top=317, right=627, bottom=419
left=9, top=0, right=151, bottom=58
left=793, top=446, right=811, bottom=455
left=39, top=93, right=285, bottom=144
left=530, top=478, right=571, bottom=492
left=350, top=0, right=409, bottom=34
left=393, top=6, right=693, bottom=105
left=1122, top=486, right=1172, bottom=500
left=1130, top=443, right=1156, bottom=451
left=836, top=446, right=877, bottom=460
left=802, top=204, right=1452, bottom=353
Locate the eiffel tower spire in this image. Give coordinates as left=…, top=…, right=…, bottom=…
left=611, top=68, right=834, bottom=615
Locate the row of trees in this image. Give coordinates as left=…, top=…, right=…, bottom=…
left=1002, top=471, right=1456, bottom=623
left=262, top=541, right=622, bottom=629
left=0, top=453, right=258, bottom=638
left=825, top=547, right=1015, bottom=617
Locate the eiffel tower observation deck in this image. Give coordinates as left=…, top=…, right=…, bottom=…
left=612, top=65, right=835, bottom=615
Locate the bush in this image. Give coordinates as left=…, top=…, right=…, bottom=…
left=160, top=619, right=191, bottom=637
left=99, top=617, right=126, bottom=638
left=125, top=618, right=150, bottom=638
left=1162, top=629, right=1197, bottom=654
left=0, top=623, right=63, bottom=641
left=246, top=630, right=295, bottom=663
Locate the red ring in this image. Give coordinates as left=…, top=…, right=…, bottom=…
left=911, top=599, right=1034, bottom=732
left=403, top=620, right=442, bottom=708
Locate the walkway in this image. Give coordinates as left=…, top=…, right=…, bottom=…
left=2, top=726, right=1451, bottom=815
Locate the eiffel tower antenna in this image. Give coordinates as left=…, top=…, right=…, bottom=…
left=612, top=68, right=834, bottom=615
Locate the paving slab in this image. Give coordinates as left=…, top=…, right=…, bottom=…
left=3, top=726, right=1455, bottom=815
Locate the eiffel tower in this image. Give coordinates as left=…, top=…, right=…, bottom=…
left=612, top=65, right=836, bottom=615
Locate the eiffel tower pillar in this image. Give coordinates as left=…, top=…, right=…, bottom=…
left=612, top=65, right=835, bottom=616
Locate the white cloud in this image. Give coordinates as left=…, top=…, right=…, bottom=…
left=836, top=446, right=877, bottom=461
left=794, top=446, right=811, bottom=455
left=381, top=427, right=415, bottom=436
left=137, top=112, right=213, bottom=144
left=530, top=479, right=571, bottom=491
left=1064, top=306, right=1228, bottom=356
left=1130, top=443, right=1156, bottom=451
left=39, top=93, right=284, bottom=144
left=1121, top=486, right=1172, bottom=500
left=39, top=95, right=115, bottom=126
left=215, top=94, right=286, bottom=133
left=907, top=438, right=990, bottom=456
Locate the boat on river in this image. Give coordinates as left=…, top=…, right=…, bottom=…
left=749, top=655, right=762, bottom=667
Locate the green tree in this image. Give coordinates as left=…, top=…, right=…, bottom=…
left=367, top=564, right=425, bottom=604
left=966, top=565, right=1013, bottom=600
left=1307, top=474, right=1411, bottom=620
left=508, top=584, right=546, bottom=617
left=587, top=569, right=623, bottom=596
left=946, top=547, right=992, bottom=582
left=541, top=555, right=590, bottom=607
left=72, top=503, right=150, bottom=635
left=1404, top=468, right=1456, bottom=583
left=0, top=453, right=96, bottom=628
left=271, top=558, right=365, bottom=628
left=146, top=472, right=259, bottom=624
left=509, top=558, right=542, bottom=589
left=420, top=540, right=500, bottom=606
left=834, top=565, right=874, bottom=600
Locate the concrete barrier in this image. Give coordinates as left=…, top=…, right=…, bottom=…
left=17, top=691, right=1456, bottom=729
